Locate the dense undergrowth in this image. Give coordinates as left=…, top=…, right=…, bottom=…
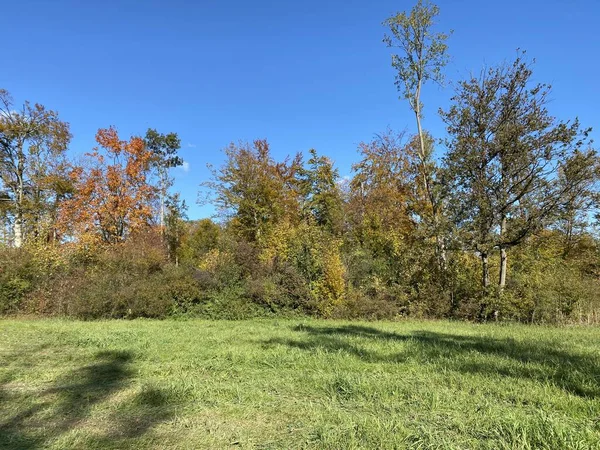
left=1, top=226, right=598, bottom=323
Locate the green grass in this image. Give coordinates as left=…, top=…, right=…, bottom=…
left=1, top=319, right=600, bottom=449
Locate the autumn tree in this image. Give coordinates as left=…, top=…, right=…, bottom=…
left=349, top=130, right=414, bottom=242
left=441, top=53, right=592, bottom=293
left=144, top=129, right=182, bottom=235
left=0, top=89, right=71, bottom=247
left=205, top=140, right=302, bottom=244
left=343, top=130, right=425, bottom=296
left=61, top=127, right=156, bottom=244
left=383, top=0, right=451, bottom=268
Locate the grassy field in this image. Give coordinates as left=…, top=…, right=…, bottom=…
left=1, top=319, right=599, bottom=449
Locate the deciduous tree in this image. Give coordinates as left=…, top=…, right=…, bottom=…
left=555, top=148, right=599, bottom=256
left=61, top=127, right=156, bottom=244
left=144, top=129, right=182, bottom=235
left=349, top=130, right=414, bottom=241
left=164, top=193, right=187, bottom=265
left=383, top=0, right=451, bottom=268
left=441, top=53, right=592, bottom=293
left=297, top=149, right=344, bottom=234
left=0, top=89, right=71, bottom=247
left=205, top=140, right=302, bottom=244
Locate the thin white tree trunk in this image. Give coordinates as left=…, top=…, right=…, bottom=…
left=13, top=214, right=23, bottom=248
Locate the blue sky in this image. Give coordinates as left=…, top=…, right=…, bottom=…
left=3, top=0, right=598, bottom=219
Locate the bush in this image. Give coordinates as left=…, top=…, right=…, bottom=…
left=2, top=221, right=599, bottom=324
left=0, top=249, right=34, bottom=313
left=285, top=223, right=347, bottom=317
left=331, top=288, right=403, bottom=320
left=56, top=265, right=203, bottom=319
left=190, top=285, right=269, bottom=320
left=16, top=233, right=202, bottom=319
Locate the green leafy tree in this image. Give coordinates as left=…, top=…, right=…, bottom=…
left=0, top=89, right=71, bottom=247
left=297, top=149, right=344, bottom=234
left=554, top=148, right=600, bottom=257
left=441, top=53, right=592, bottom=294
left=164, top=193, right=187, bottom=265
left=144, top=129, right=182, bottom=235
left=180, top=218, right=221, bottom=264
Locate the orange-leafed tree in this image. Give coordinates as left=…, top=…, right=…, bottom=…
left=61, top=127, right=157, bottom=244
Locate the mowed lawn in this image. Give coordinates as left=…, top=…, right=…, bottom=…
left=1, top=319, right=599, bottom=449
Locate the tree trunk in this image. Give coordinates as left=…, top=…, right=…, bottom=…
left=499, top=247, right=507, bottom=291
left=436, top=234, right=447, bottom=270
left=414, top=100, right=447, bottom=271
left=414, top=101, right=431, bottom=204
left=13, top=213, right=23, bottom=248
left=481, top=252, right=489, bottom=290
left=498, top=216, right=508, bottom=292
left=13, top=157, right=25, bottom=248
left=563, top=211, right=574, bottom=257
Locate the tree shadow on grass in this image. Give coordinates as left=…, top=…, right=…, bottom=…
left=264, top=324, right=600, bottom=399
left=0, top=349, right=173, bottom=449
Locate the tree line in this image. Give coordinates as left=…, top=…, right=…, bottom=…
left=1, top=1, right=599, bottom=322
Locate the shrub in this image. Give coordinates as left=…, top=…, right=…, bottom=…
left=190, top=285, right=268, bottom=320
left=0, top=249, right=34, bottom=313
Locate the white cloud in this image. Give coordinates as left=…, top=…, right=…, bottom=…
left=182, top=161, right=190, bottom=172
left=187, top=143, right=196, bottom=148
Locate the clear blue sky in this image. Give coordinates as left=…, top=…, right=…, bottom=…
left=3, top=0, right=598, bottom=219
